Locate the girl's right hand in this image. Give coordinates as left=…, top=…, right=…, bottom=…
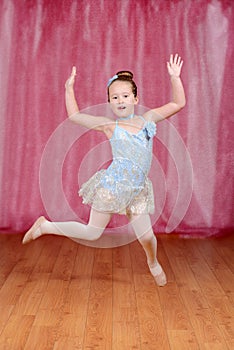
left=65, top=66, right=76, bottom=89
left=167, top=54, right=183, bottom=78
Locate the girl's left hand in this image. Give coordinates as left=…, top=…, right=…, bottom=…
left=167, top=54, right=183, bottom=77
left=65, top=66, right=77, bottom=89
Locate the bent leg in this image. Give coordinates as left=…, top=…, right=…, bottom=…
left=129, top=214, right=167, bottom=286
left=22, top=209, right=112, bottom=244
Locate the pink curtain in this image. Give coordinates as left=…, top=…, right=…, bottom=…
left=0, top=0, right=233, bottom=237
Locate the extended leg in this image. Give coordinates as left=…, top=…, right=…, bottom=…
left=129, top=214, right=167, bottom=286
left=22, top=208, right=112, bottom=244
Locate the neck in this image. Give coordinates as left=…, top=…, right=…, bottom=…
left=118, top=113, right=134, bottom=120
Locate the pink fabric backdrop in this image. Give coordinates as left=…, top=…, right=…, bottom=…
left=0, top=0, right=233, bottom=237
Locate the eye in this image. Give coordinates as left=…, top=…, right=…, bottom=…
left=124, top=94, right=129, bottom=98
left=111, top=96, right=118, bottom=100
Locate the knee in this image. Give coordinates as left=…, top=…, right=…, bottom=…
left=86, top=225, right=105, bottom=241
left=139, top=231, right=156, bottom=245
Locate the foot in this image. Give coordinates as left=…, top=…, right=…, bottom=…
left=148, top=261, right=167, bottom=287
left=22, top=216, right=46, bottom=244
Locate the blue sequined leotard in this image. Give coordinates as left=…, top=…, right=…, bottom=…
left=79, top=116, right=156, bottom=215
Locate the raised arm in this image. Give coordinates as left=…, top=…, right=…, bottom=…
left=144, top=54, right=186, bottom=123
left=65, top=67, right=112, bottom=131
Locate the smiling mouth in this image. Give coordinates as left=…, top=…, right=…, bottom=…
left=118, top=106, right=126, bottom=110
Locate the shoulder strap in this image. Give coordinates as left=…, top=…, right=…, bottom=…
left=138, top=115, right=146, bottom=122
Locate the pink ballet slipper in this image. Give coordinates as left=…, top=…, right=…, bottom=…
left=148, top=262, right=167, bottom=287
left=22, top=216, right=46, bottom=244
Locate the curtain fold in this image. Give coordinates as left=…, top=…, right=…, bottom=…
left=0, top=0, right=233, bottom=237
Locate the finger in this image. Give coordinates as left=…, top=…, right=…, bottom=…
left=71, top=66, right=76, bottom=76
left=179, top=60, right=183, bottom=69
left=177, top=56, right=181, bottom=66
left=174, top=53, right=178, bottom=64
left=170, top=54, right=173, bottom=65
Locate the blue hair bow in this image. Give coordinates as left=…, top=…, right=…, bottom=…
left=107, top=74, right=118, bottom=87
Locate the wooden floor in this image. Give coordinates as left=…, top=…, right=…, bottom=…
left=0, top=233, right=233, bottom=350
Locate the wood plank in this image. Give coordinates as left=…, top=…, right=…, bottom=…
left=0, top=271, right=29, bottom=305
left=112, top=250, right=140, bottom=350
left=205, top=295, right=234, bottom=349
left=50, top=238, right=78, bottom=281
left=129, top=240, right=149, bottom=274
left=0, top=305, right=14, bottom=335
left=219, top=323, right=234, bottom=350
left=134, top=274, right=170, bottom=350
left=0, top=314, right=35, bottom=350
left=24, top=280, right=68, bottom=350
left=196, top=238, right=234, bottom=305
left=32, top=236, right=63, bottom=274
left=25, top=264, right=70, bottom=347
left=203, top=343, right=229, bottom=350
left=161, top=236, right=200, bottom=289
left=112, top=244, right=132, bottom=269
left=130, top=238, right=171, bottom=349
left=53, top=337, right=82, bottom=349
left=24, top=325, right=57, bottom=350
left=71, top=244, right=95, bottom=280
left=37, top=279, right=69, bottom=311
left=54, top=245, right=95, bottom=348
left=14, top=239, right=44, bottom=274
left=158, top=282, right=192, bottom=331
left=181, top=239, right=233, bottom=349
left=167, top=330, right=200, bottom=350
left=180, top=289, right=229, bottom=349
left=113, top=267, right=138, bottom=323
left=11, top=272, right=50, bottom=316
left=112, top=321, right=140, bottom=350
left=0, top=235, right=22, bottom=288
left=83, top=248, right=113, bottom=350
left=211, top=235, right=234, bottom=274
left=183, top=239, right=227, bottom=297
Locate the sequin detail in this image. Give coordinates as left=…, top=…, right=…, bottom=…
left=79, top=118, right=157, bottom=215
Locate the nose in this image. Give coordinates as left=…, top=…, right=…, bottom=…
left=118, top=96, right=124, bottom=103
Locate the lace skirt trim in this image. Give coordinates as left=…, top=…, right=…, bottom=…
left=78, top=170, right=155, bottom=215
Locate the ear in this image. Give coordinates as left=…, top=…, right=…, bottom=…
left=134, top=97, right=139, bottom=105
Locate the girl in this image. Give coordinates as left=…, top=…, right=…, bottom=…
left=22, top=54, right=185, bottom=287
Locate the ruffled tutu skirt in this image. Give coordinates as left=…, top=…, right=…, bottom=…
left=78, top=169, right=155, bottom=215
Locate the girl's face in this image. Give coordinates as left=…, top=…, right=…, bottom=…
left=108, top=81, right=138, bottom=118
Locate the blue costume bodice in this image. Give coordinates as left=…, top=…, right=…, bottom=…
left=79, top=116, right=157, bottom=214
left=101, top=117, right=156, bottom=192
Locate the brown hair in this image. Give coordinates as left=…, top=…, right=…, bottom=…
left=107, top=71, right=137, bottom=102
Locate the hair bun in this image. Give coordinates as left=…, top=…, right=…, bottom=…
left=116, top=71, right=133, bottom=79
left=107, top=70, right=137, bottom=101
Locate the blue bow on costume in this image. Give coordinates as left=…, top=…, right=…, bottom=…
left=143, top=122, right=157, bottom=140
left=107, top=74, right=118, bottom=87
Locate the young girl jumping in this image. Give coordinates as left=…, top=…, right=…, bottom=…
left=22, top=54, right=185, bottom=287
